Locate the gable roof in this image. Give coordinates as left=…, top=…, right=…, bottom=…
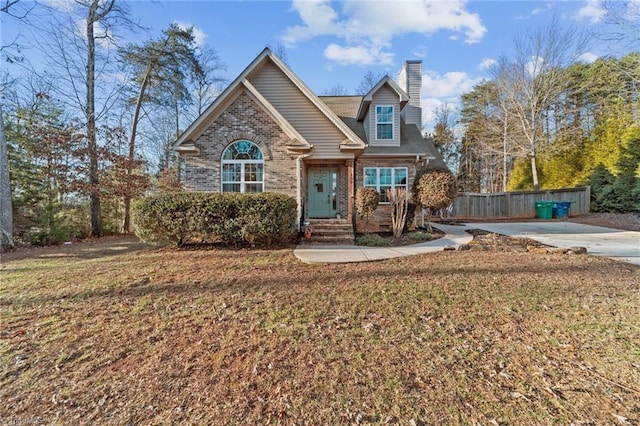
left=321, top=95, right=443, bottom=162
left=173, top=48, right=365, bottom=153
left=319, top=96, right=367, bottom=142
left=356, top=76, right=410, bottom=121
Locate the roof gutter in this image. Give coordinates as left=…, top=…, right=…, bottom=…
left=360, top=153, right=434, bottom=158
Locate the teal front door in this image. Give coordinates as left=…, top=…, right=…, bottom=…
left=307, top=168, right=339, bottom=218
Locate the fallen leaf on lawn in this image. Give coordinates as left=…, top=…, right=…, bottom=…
left=611, top=413, right=631, bottom=425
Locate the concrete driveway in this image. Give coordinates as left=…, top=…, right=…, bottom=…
left=469, top=221, right=640, bottom=266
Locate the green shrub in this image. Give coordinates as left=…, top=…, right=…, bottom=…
left=586, top=127, right=640, bottom=214
left=56, top=205, right=91, bottom=238
left=407, top=231, right=432, bottom=241
left=132, top=192, right=297, bottom=247
left=26, top=204, right=91, bottom=246
left=27, top=227, right=69, bottom=246
left=587, top=163, right=617, bottom=212
left=355, top=233, right=391, bottom=247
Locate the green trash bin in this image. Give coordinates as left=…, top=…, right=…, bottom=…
left=535, top=201, right=553, bottom=219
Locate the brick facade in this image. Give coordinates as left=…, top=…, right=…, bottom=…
left=355, top=158, right=419, bottom=232
left=183, top=91, right=297, bottom=198
left=181, top=91, right=423, bottom=233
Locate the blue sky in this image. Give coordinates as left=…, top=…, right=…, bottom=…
left=2, top=0, right=635, bottom=130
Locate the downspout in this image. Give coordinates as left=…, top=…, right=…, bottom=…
left=296, top=153, right=312, bottom=232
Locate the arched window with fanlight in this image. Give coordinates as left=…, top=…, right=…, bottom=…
left=221, top=140, right=264, bottom=193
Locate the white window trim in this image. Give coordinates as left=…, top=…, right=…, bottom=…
left=221, top=141, right=264, bottom=193
left=375, top=105, right=394, bottom=140
left=363, top=167, right=408, bottom=204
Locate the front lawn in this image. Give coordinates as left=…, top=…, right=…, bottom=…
left=1, top=237, right=639, bottom=424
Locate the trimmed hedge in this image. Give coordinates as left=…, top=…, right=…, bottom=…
left=132, top=192, right=297, bottom=247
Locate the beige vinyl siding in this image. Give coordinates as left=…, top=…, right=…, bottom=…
left=369, top=85, right=400, bottom=147
left=403, top=61, right=422, bottom=128
left=249, top=62, right=352, bottom=159
left=363, top=110, right=370, bottom=142
left=402, top=105, right=421, bottom=129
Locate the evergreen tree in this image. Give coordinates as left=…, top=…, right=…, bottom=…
left=119, top=24, right=205, bottom=232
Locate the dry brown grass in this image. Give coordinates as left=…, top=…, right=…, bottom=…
left=1, top=236, right=639, bottom=425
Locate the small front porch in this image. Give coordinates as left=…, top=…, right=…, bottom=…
left=298, top=160, right=355, bottom=243
left=303, top=162, right=354, bottom=220
left=301, top=218, right=354, bottom=244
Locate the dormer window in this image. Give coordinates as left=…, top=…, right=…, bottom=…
left=375, top=105, right=394, bottom=140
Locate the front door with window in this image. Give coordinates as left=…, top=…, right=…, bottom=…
left=307, top=168, right=339, bottom=218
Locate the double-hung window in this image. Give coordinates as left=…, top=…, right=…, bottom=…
left=375, top=105, right=394, bottom=140
left=221, top=140, right=264, bottom=193
left=363, top=167, right=407, bottom=203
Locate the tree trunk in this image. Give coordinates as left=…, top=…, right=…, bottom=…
left=530, top=155, right=539, bottom=191
left=502, top=109, right=508, bottom=192
left=86, top=0, right=102, bottom=236
left=123, top=68, right=151, bottom=233
left=0, top=105, right=14, bottom=250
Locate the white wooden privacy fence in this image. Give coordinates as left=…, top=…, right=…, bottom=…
left=449, top=187, right=591, bottom=220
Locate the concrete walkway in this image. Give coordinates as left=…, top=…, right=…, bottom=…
left=468, top=221, right=640, bottom=266
left=294, top=221, right=640, bottom=265
left=294, top=224, right=472, bottom=264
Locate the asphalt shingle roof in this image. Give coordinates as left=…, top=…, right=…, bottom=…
left=319, top=95, right=447, bottom=169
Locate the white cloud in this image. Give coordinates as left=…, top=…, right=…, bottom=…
left=40, top=0, right=76, bottom=13
left=575, top=0, right=606, bottom=23
left=419, top=70, right=481, bottom=131
left=578, top=52, right=599, bottom=63
left=412, top=46, right=428, bottom=59
left=626, top=0, right=640, bottom=20
left=532, top=3, right=553, bottom=15
left=324, top=44, right=394, bottom=66
left=75, top=18, right=115, bottom=48
left=525, top=55, right=545, bottom=78
left=422, top=98, right=445, bottom=131
left=479, top=57, right=497, bottom=70
left=422, top=70, right=480, bottom=98
left=339, top=0, right=486, bottom=44
left=282, top=0, right=341, bottom=45
left=283, top=0, right=486, bottom=66
left=174, top=21, right=207, bottom=48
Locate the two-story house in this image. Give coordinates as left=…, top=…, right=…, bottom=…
left=173, top=48, right=447, bottom=236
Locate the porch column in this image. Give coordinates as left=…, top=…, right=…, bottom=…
left=346, top=159, right=354, bottom=219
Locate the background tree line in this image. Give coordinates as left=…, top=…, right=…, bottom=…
left=1, top=0, right=225, bottom=248
left=436, top=13, right=639, bottom=214
left=455, top=52, right=639, bottom=213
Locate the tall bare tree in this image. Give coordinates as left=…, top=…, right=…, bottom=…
left=192, top=46, right=226, bottom=117
left=490, top=16, right=589, bottom=190
left=430, top=104, right=459, bottom=170
left=356, top=70, right=384, bottom=94
left=84, top=0, right=116, bottom=236
left=29, top=0, right=136, bottom=236
left=1, top=0, right=34, bottom=250
left=321, top=84, right=349, bottom=96
left=602, top=0, right=640, bottom=49
left=119, top=24, right=204, bottom=232
left=0, top=105, right=13, bottom=250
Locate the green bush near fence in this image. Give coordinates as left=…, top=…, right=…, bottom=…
left=132, top=192, right=297, bottom=247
